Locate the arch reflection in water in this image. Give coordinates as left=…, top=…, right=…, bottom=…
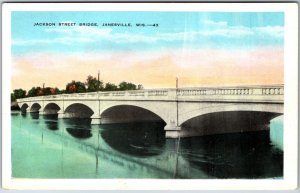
left=66, top=128, right=93, bottom=139
left=63, top=118, right=92, bottom=139
left=43, top=114, right=59, bottom=131
left=11, top=111, right=20, bottom=117
left=101, top=122, right=166, bottom=157
left=180, top=131, right=283, bottom=179
left=63, top=118, right=92, bottom=127
left=30, top=112, right=39, bottom=120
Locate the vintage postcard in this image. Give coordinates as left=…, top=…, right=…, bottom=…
left=2, top=2, right=298, bottom=190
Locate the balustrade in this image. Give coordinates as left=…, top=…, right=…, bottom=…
left=177, top=86, right=283, bottom=96
left=16, top=85, right=284, bottom=103
left=128, top=91, right=145, bottom=96
left=148, top=90, right=168, bottom=96
left=112, top=92, right=125, bottom=97
left=262, top=87, right=284, bottom=95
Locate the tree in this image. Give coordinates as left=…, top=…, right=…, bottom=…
left=138, top=84, right=144, bottom=90
left=43, top=87, right=52, bottom=95
left=27, top=87, right=38, bottom=97
left=86, top=75, right=103, bottom=92
left=59, top=90, right=66, bottom=94
left=76, top=82, right=86, bottom=93
left=104, top=82, right=118, bottom=91
left=36, top=87, right=44, bottom=96
left=50, top=87, right=61, bottom=95
left=13, top=89, right=26, bottom=99
left=11, top=93, right=16, bottom=102
left=27, top=87, right=44, bottom=97
left=118, top=81, right=137, bottom=91
left=66, top=80, right=86, bottom=93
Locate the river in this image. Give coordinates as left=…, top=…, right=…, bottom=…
left=11, top=112, right=283, bottom=179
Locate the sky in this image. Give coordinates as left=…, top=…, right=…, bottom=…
left=11, top=11, right=284, bottom=91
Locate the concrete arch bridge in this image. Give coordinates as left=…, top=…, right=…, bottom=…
left=17, top=85, right=284, bottom=138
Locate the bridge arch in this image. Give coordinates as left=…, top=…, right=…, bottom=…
left=43, top=103, right=61, bottom=114
left=64, top=103, right=94, bottom=118
left=20, top=103, right=29, bottom=112
left=182, top=111, right=281, bottom=136
left=100, top=104, right=167, bottom=124
left=178, top=103, right=283, bottom=126
left=30, top=103, right=42, bottom=112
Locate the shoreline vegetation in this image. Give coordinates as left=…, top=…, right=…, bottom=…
left=11, top=75, right=143, bottom=110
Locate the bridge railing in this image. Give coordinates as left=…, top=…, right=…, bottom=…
left=16, top=85, right=284, bottom=103
left=176, top=85, right=284, bottom=103
left=177, top=85, right=284, bottom=96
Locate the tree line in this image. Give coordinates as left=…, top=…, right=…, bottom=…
left=11, top=75, right=143, bottom=102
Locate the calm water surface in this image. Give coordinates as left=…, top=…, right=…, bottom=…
left=11, top=112, right=283, bottom=179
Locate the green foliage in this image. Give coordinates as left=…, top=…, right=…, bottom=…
left=59, top=90, right=66, bottom=94
left=77, top=82, right=86, bottom=93
left=86, top=75, right=103, bottom=92
left=27, top=87, right=43, bottom=96
left=138, top=84, right=144, bottom=90
left=118, top=81, right=137, bottom=91
left=11, top=93, right=16, bottom=102
left=27, top=87, right=38, bottom=97
left=104, top=82, right=118, bottom=91
left=53, top=88, right=62, bottom=94
left=43, top=87, right=52, bottom=95
left=13, top=89, right=26, bottom=99
left=66, top=80, right=86, bottom=93
left=12, top=76, right=144, bottom=99
left=27, top=86, right=61, bottom=97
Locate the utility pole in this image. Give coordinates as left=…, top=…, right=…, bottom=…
left=98, top=70, right=100, bottom=91
left=174, top=76, right=180, bottom=178
left=176, top=77, right=178, bottom=126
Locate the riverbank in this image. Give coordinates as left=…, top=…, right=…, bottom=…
left=11, top=101, right=20, bottom=111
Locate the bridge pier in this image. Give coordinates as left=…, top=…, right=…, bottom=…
left=39, top=110, right=46, bottom=115
left=164, top=124, right=181, bottom=138
left=26, top=109, right=38, bottom=113
left=57, top=110, right=65, bottom=119
left=91, top=116, right=101, bottom=124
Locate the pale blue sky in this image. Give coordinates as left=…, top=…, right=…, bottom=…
left=11, top=11, right=285, bottom=90
left=12, top=11, right=284, bottom=55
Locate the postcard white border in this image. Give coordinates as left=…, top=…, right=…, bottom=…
left=2, top=3, right=298, bottom=190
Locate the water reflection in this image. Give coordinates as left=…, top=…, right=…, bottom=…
left=30, top=112, right=39, bottom=119
left=21, top=112, right=27, bottom=117
left=11, top=112, right=284, bottom=179
left=63, top=118, right=92, bottom=139
left=63, top=118, right=92, bottom=127
left=66, top=128, right=93, bottom=139
left=11, top=111, right=20, bottom=116
left=43, top=114, right=59, bottom=131
left=180, top=131, right=283, bottom=178
left=101, top=122, right=166, bottom=157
